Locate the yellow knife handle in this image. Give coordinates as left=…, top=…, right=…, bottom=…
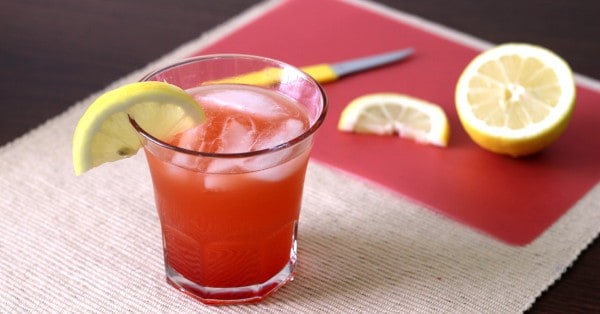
left=204, top=67, right=281, bottom=86
left=204, top=64, right=338, bottom=86
left=300, top=64, right=339, bottom=83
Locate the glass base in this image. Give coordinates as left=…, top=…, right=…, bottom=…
left=165, top=260, right=295, bottom=305
left=164, top=229, right=298, bottom=305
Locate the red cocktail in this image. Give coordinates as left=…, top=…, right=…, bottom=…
left=133, top=55, right=327, bottom=304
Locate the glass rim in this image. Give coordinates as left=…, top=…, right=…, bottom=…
left=131, top=54, right=328, bottom=158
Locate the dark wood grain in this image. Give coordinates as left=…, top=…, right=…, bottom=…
left=1, top=0, right=598, bottom=312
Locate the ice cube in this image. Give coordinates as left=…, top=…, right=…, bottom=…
left=243, top=149, right=289, bottom=173
left=247, top=149, right=309, bottom=182
left=205, top=157, right=241, bottom=174
left=170, top=123, right=212, bottom=153
left=241, top=118, right=307, bottom=173
left=163, top=159, right=198, bottom=184
left=170, top=152, right=199, bottom=170
left=169, top=127, right=204, bottom=170
left=203, top=173, right=243, bottom=191
left=216, top=115, right=257, bottom=154
left=201, top=90, right=286, bottom=119
left=253, top=119, right=305, bottom=151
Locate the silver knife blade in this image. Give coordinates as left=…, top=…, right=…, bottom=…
left=330, top=48, right=415, bottom=77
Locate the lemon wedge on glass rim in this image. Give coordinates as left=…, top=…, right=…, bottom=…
left=337, top=93, right=450, bottom=147
left=455, top=43, right=575, bottom=157
left=72, top=81, right=205, bottom=176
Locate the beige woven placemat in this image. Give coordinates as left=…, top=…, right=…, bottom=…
left=2, top=0, right=599, bottom=312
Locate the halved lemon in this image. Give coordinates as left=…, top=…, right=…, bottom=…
left=72, top=81, right=204, bottom=175
left=337, top=93, right=450, bottom=147
left=455, top=43, right=575, bottom=156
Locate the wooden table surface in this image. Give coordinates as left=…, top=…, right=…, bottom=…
left=2, top=0, right=599, bottom=312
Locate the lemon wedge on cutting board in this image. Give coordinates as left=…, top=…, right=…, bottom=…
left=338, top=93, right=450, bottom=147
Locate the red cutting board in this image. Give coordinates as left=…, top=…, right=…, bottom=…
left=191, top=0, right=600, bottom=245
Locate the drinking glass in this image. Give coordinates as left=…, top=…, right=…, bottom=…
left=132, top=54, right=327, bottom=304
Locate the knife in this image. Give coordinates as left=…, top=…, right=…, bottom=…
left=206, top=48, right=415, bottom=85
left=301, top=47, right=414, bottom=83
